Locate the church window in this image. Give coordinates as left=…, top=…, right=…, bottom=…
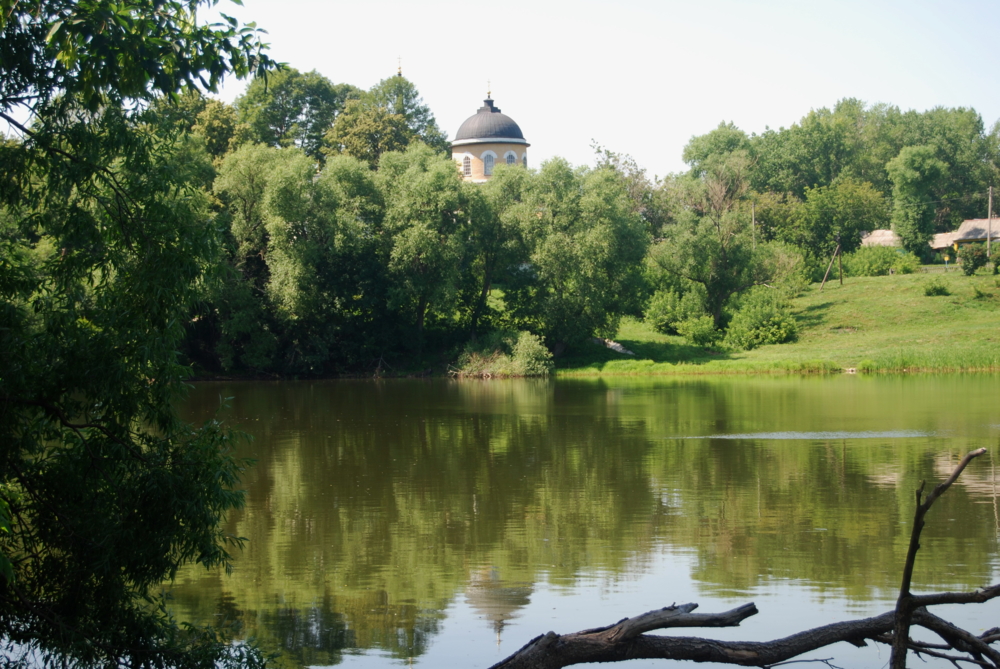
left=462, top=155, right=471, bottom=176
left=522, top=155, right=528, bottom=168
left=505, top=151, right=516, bottom=165
left=484, top=153, right=495, bottom=176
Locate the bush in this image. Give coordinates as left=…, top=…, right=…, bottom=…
left=958, top=243, right=988, bottom=276
left=924, top=278, right=950, bottom=296
left=510, top=331, right=554, bottom=376
left=843, top=246, right=920, bottom=277
left=674, top=315, right=719, bottom=347
left=644, top=289, right=705, bottom=335
left=455, top=330, right=553, bottom=377
left=723, top=287, right=799, bottom=350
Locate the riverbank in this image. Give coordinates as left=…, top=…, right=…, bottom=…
left=556, top=271, right=1000, bottom=376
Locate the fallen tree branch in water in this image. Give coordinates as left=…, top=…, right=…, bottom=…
left=490, top=450, right=1000, bottom=669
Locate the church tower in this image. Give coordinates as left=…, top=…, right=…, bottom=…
left=452, top=96, right=529, bottom=182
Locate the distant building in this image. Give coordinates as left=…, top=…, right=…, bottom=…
left=947, top=218, right=999, bottom=247
left=929, top=231, right=958, bottom=252
left=452, top=96, right=529, bottom=183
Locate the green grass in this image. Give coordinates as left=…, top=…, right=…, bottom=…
left=557, top=271, right=1000, bottom=376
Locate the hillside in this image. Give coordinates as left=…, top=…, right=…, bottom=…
left=557, top=270, right=1000, bottom=375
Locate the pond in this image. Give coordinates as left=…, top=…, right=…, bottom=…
left=172, top=374, right=1000, bottom=668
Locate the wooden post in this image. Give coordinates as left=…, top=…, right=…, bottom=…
left=837, top=239, right=843, bottom=286
left=819, top=243, right=841, bottom=291
left=988, top=185, right=993, bottom=259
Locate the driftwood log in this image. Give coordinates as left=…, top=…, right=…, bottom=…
left=491, top=449, right=1000, bottom=669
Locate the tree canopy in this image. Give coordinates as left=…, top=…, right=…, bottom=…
left=1, top=1, right=277, bottom=666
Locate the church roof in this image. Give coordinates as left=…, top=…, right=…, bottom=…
left=453, top=99, right=527, bottom=146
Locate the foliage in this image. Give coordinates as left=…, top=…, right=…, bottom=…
left=794, top=178, right=889, bottom=260
left=674, top=315, right=719, bottom=347
left=192, top=99, right=250, bottom=160
left=503, top=159, right=650, bottom=348
left=593, top=143, right=671, bottom=235
left=324, top=98, right=412, bottom=168
left=723, top=286, right=799, bottom=350
left=367, top=75, right=449, bottom=153
left=323, top=76, right=448, bottom=167
left=455, top=330, right=553, bottom=377
left=0, top=1, right=276, bottom=666
left=379, top=144, right=469, bottom=341
left=844, top=246, right=920, bottom=277
left=644, top=288, right=707, bottom=335
left=458, top=165, right=531, bottom=335
left=886, top=145, right=949, bottom=257
left=0, top=0, right=275, bottom=113
left=958, top=243, right=989, bottom=276
left=924, top=278, right=951, bottom=297
left=235, top=68, right=360, bottom=159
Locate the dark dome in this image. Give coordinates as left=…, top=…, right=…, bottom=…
left=454, top=99, right=525, bottom=142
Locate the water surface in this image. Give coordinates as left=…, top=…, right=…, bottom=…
left=173, top=374, right=1000, bottom=668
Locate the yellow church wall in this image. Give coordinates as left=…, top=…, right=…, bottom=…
left=452, top=142, right=529, bottom=182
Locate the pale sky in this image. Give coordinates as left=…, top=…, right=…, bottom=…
left=207, top=0, right=1000, bottom=179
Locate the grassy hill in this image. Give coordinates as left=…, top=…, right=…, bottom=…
left=557, top=270, right=1000, bottom=376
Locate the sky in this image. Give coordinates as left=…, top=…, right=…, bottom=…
left=206, top=0, right=1000, bottom=179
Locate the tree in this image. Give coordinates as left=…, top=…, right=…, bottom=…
left=323, top=98, right=412, bottom=168
left=368, top=75, right=449, bottom=153
left=192, top=99, right=250, bottom=160
left=593, top=143, right=671, bottom=236
left=887, top=145, right=949, bottom=257
left=682, top=121, right=750, bottom=179
left=235, top=68, right=360, bottom=160
left=1, top=0, right=276, bottom=665
left=460, top=165, right=532, bottom=335
left=322, top=75, right=449, bottom=167
left=652, top=151, right=759, bottom=329
left=378, top=143, right=470, bottom=342
left=792, top=178, right=889, bottom=266
left=504, top=159, right=649, bottom=349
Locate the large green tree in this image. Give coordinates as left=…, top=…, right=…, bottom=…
left=504, top=159, right=649, bottom=349
left=235, top=68, right=360, bottom=160
left=0, top=1, right=275, bottom=666
left=887, top=145, right=950, bottom=256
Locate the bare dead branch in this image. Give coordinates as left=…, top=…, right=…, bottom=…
left=911, top=584, right=1000, bottom=607
left=914, top=608, right=1000, bottom=666
left=892, top=448, right=989, bottom=669
left=489, top=607, right=900, bottom=669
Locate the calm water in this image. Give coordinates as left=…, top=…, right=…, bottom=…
left=172, top=375, right=1000, bottom=668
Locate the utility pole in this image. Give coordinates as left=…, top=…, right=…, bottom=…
left=988, top=185, right=993, bottom=259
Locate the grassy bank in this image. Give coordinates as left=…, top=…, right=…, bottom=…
left=556, top=271, right=1000, bottom=376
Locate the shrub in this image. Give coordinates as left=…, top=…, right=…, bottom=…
left=958, top=243, right=988, bottom=276
left=510, top=331, right=554, bottom=376
left=644, top=289, right=705, bottom=335
left=924, top=278, right=950, bottom=296
left=723, top=287, right=799, bottom=350
left=674, top=315, right=719, bottom=347
left=843, top=246, right=920, bottom=277
left=455, top=330, right=553, bottom=377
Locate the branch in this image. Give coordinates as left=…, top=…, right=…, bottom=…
left=911, top=584, right=1000, bottom=607
left=489, top=605, right=900, bottom=669
left=892, top=448, right=988, bottom=669
left=913, top=608, right=1000, bottom=666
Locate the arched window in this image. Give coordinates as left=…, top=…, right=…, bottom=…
left=505, top=152, right=516, bottom=165
left=522, top=155, right=528, bottom=168
left=484, top=153, right=495, bottom=176
left=462, top=155, right=471, bottom=177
